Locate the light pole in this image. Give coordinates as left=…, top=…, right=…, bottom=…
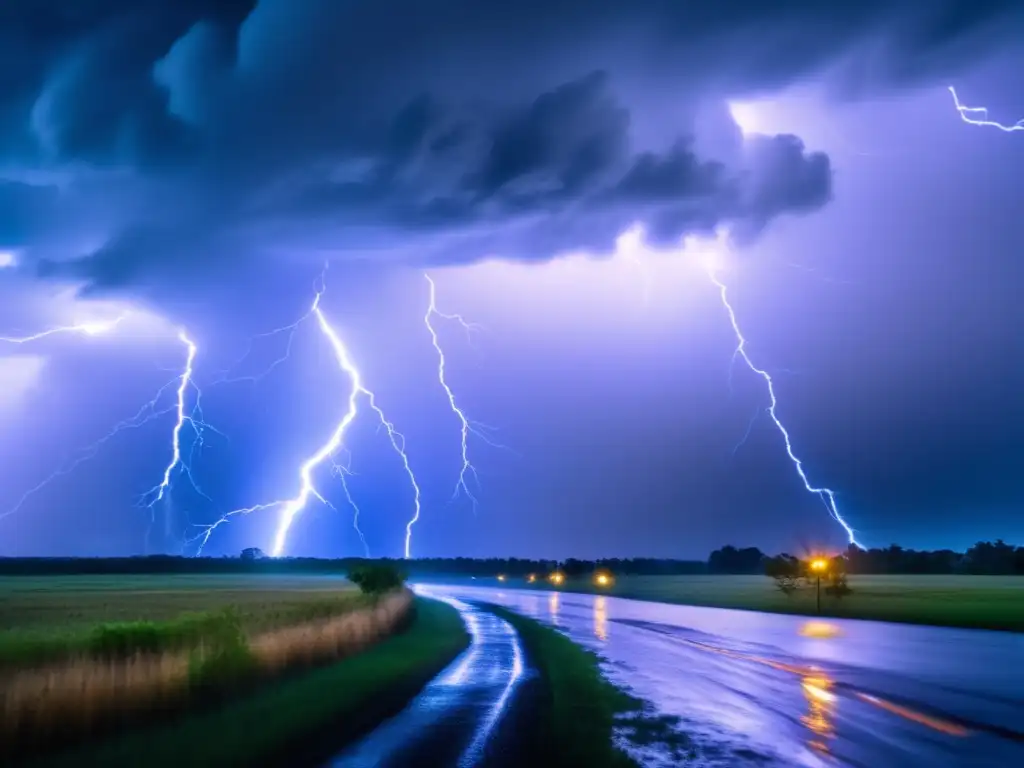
left=810, top=558, right=827, bottom=613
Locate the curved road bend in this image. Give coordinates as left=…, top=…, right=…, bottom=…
left=430, top=585, right=1024, bottom=768
left=327, top=590, right=524, bottom=768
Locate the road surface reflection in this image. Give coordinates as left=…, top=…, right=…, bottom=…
left=800, top=670, right=836, bottom=756
left=594, top=595, right=608, bottom=642
left=428, top=584, right=1024, bottom=767
left=328, top=592, right=523, bottom=768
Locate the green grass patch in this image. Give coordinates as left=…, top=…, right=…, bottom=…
left=32, top=597, right=470, bottom=768
left=488, top=605, right=690, bottom=767
left=502, top=574, right=1024, bottom=632
left=0, top=574, right=363, bottom=666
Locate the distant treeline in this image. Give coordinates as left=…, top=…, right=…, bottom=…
left=0, top=540, right=1021, bottom=576
left=707, top=541, right=1024, bottom=576
left=0, top=555, right=705, bottom=577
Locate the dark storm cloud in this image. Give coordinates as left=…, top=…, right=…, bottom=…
left=2, top=0, right=1021, bottom=292
left=0, top=180, right=58, bottom=245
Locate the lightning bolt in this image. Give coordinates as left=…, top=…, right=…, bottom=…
left=0, top=378, right=180, bottom=522
left=0, top=315, right=128, bottom=343
left=422, top=275, right=511, bottom=508
left=423, top=273, right=488, bottom=507
left=138, top=331, right=214, bottom=513
left=949, top=86, right=1024, bottom=133
left=192, top=276, right=421, bottom=559
left=287, top=288, right=421, bottom=558
left=330, top=451, right=370, bottom=557
left=708, top=267, right=861, bottom=547
left=212, top=310, right=314, bottom=387
left=732, top=407, right=763, bottom=458
left=0, top=321, right=219, bottom=545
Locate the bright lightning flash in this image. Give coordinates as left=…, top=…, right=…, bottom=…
left=138, top=331, right=218, bottom=516
left=0, top=315, right=128, bottom=343
left=0, top=320, right=219, bottom=538
left=423, top=273, right=492, bottom=507
left=949, top=86, right=1024, bottom=133
left=707, top=267, right=861, bottom=547
left=195, top=280, right=422, bottom=559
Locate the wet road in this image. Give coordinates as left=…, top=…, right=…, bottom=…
left=328, top=592, right=524, bottom=768
left=431, top=584, right=1024, bottom=767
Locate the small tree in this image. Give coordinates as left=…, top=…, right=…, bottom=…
left=240, top=547, right=266, bottom=561
left=824, top=556, right=852, bottom=600
left=347, top=563, right=406, bottom=595
left=765, top=554, right=802, bottom=596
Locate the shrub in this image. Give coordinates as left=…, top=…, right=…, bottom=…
left=187, top=609, right=255, bottom=687
left=89, top=622, right=166, bottom=659
left=347, top=564, right=405, bottom=595
left=764, top=554, right=802, bottom=596
left=87, top=611, right=247, bottom=660
left=824, top=573, right=852, bottom=599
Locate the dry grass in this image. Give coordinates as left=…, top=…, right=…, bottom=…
left=250, top=590, right=411, bottom=673
left=1, top=590, right=412, bottom=757
left=2, top=653, right=191, bottom=738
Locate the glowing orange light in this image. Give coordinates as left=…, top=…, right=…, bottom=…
left=799, top=621, right=842, bottom=639
left=549, top=571, right=565, bottom=585
left=526, top=573, right=537, bottom=583
left=594, top=571, right=613, bottom=587
left=810, top=558, right=828, bottom=572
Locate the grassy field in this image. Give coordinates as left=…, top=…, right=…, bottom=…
left=487, top=605, right=691, bottom=767
left=31, top=598, right=470, bottom=768
left=503, top=574, right=1024, bottom=632
left=0, top=574, right=361, bottom=666
left=0, top=573, right=429, bottom=763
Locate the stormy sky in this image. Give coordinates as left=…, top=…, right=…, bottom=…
left=1, top=1, right=1022, bottom=559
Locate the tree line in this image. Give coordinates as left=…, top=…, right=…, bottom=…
left=0, top=540, right=1021, bottom=576
left=0, top=554, right=707, bottom=577
left=715, top=541, right=1024, bottom=576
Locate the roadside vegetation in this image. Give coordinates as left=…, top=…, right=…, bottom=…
left=487, top=606, right=691, bottom=768
left=0, top=569, right=446, bottom=764
left=0, top=574, right=370, bottom=667
left=29, top=597, right=469, bottom=768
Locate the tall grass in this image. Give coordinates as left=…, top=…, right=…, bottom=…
left=1, top=590, right=412, bottom=761
left=35, top=598, right=470, bottom=768
left=0, top=578, right=365, bottom=669
left=87, top=609, right=242, bottom=660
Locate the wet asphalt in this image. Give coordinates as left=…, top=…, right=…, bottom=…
left=326, top=591, right=524, bottom=768
left=328, top=584, right=1024, bottom=766
left=430, top=585, right=1024, bottom=768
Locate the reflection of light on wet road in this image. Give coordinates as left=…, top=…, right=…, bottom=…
left=594, top=596, right=608, bottom=642
left=800, top=672, right=836, bottom=756
left=548, top=591, right=560, bottom=624
left=331, top=590, right=524, bottom=767
left=425, top=585, right=1024, bottom=767
left=800, top=621, right=843, bottom=639
left=854, top=692, right=969, bottom=737
left=459, top=618, right=526, bottom=766
left=641, top=623, right=970, bottom=741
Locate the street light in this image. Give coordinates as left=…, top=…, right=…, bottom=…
left=810, top=558, right=828, bottom=614
left=549, top=571, right=565, bottom=586
left=593, top=570, right=613, bottom=587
